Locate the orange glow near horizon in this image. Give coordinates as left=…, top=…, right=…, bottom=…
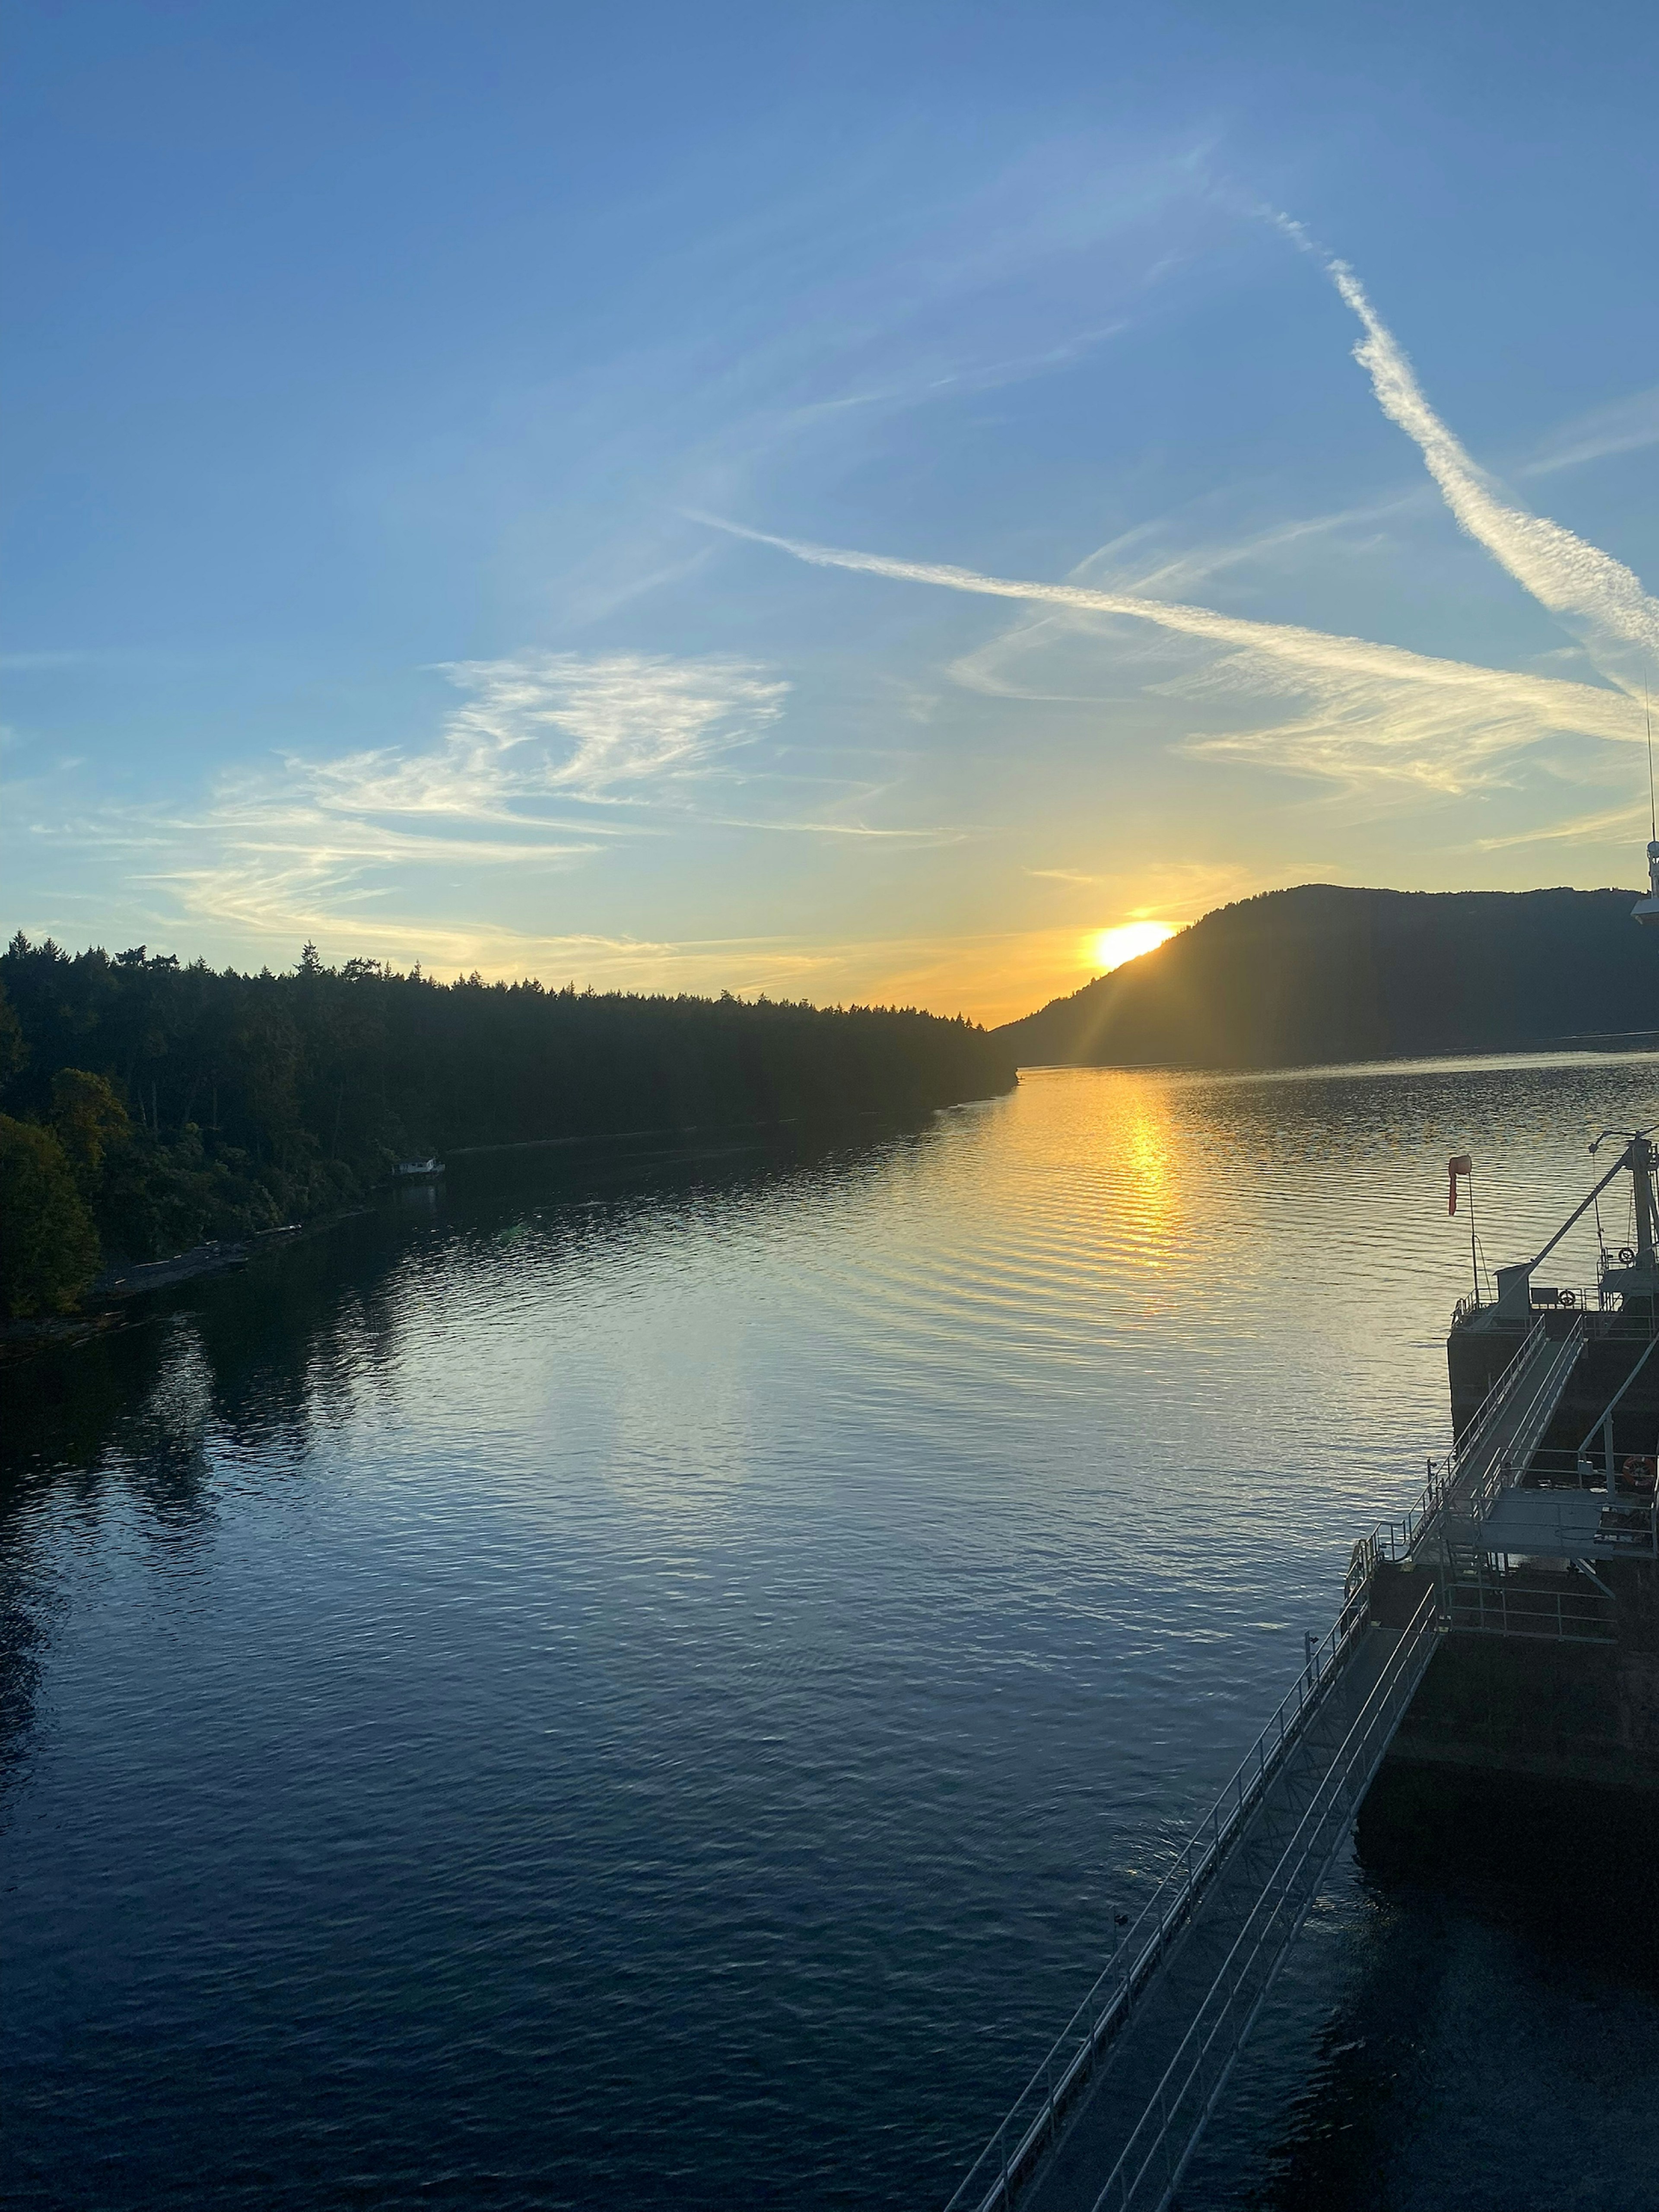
left=1090, top=920, right=1176, bottom=974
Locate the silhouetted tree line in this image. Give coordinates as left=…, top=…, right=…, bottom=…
left=0, top=935, right=1015, bottom=1316
left=998, top=886, right=1659, bottom=1069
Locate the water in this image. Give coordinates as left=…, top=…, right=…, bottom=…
left=5, top=1056, right=1658, bottom=2212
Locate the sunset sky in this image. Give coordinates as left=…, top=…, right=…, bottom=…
left=6, top=0, right=1658, bottom=1024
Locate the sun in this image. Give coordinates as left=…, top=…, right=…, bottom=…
left=1090, top=920, right=1176, bottom=973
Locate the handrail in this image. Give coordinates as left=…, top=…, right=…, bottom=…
left=1452, top=1284, right=1632, bottom=1325
left=1359, top=1312, right=1585, bottom=1565
left=1092, top=1587, right=1442, bottom=2212
left=1461, top=1319, right=1585, bottom=1527
left=1444, top=1578, right=1617, bottom=1641
left=943, top=1581, right=1373, bottom=2212
left=1444, top=1315, right=1546, bottom=1470
left=1357, top=1317, right=1547, bottom=1565
left=944, top=1312, right=1596, bottom=2212
left=948, top=1319, right=1573, bottom=2211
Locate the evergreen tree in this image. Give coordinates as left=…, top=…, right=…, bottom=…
left=0, top=934, right=1016, bottom=1303
left=0, top=1116, right=100, bottom=1316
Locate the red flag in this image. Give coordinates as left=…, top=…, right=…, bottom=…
left=1448, top=1154, right=1472, bottom=1213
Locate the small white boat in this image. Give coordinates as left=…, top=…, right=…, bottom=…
left=394, top=1157, right=445, bottom=1181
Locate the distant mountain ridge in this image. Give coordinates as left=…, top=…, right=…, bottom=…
left=996, top=886, right=1659, bottom=1071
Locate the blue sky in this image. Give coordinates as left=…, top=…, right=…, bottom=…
left=6, top=0, right=1658, bottom=1020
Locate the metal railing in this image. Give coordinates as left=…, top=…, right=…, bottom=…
left=942, top=1585, right=1374, bottom=2212
left=1452, top=1286, right=1605, bottom=1324
left=1360, top=1317, right=1548, bottom=1565
left=1451, top=1284, right=1656, bottom=1332
left=1349, top=1315, right=1585, bottom=1568
left=1472, top=1445, right=1659, bottom=1559
left=1085, top=1587, right=1443, bottom=2212
left=1443, top=1576, right=1615, bottom=1643
left=1592, top=1506, right=1659, bottom=1555
left=943, top=1304, right=1616, bottom=2212
left=1460, top=1318, right=1586, bottom=1528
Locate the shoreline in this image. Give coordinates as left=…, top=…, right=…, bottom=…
left=0, top=1210, right=373, bottom=1369
left=0, top=1101, right=976, bottom=1368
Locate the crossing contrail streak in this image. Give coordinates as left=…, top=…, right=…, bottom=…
left=692, top=513, right=1644, bottom=746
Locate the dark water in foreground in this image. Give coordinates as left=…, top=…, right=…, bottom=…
left=5, top=1058, right=1659, bottom=2212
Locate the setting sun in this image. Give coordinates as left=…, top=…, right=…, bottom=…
left=1090, top=920, right=1176, bottom=973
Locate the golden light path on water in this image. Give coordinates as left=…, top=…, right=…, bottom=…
left=4, top=1052, right=1659, bottom=2211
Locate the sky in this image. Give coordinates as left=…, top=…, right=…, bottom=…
left=5, top=0, right=1659, bottom=1026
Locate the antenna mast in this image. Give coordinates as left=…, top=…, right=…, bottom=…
left=1633, top=679, right=1659, bottom=924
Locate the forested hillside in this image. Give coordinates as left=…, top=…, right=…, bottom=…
left=0, top=936, right=1015, bottom=1316
left=998, top=886, right=1659, bottom=1069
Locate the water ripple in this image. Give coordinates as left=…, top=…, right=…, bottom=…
left=3, top=1055, right=1657, bottom=2210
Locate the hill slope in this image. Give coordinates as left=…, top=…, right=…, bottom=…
left=997, top=886, right=1659, bottom=1070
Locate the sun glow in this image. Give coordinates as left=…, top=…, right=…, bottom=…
left=1090, top=920, right=1176, bottom=973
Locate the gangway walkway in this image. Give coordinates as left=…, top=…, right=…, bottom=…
left=946, top=1317, right=1586, bottom=2212
left=1360, top=1314, right=1587, bottom=1577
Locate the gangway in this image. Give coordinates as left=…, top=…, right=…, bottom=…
left=945, top=1317, right=1587, bottom=2212
left=1349, top=1313, right=1586, bottom=1584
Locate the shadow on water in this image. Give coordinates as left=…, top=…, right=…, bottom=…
left=3, top=1117, right=938, bottom=1478
left=0, top=1114, right=944, bottom=1791
left=1239, top=1767, right=1659, bottom=2212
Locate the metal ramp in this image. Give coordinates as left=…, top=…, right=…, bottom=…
left=945, top=1319, right=1587, bottom=2212
left=1350, top=1314, right=1586, bottom=1586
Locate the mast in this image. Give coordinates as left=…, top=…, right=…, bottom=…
left=1481, top=1133, right=1659, bottom=1320
left=1633, top=1135, right=1659, bottom=1266
left=1585, top=1130, right=1659, bottom=1313
left=1633, top=844, right=1659, bottom=926
left=1632, top=692, right=1659, bottom=924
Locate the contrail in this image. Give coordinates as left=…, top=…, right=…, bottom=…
left=1325, top=257, right=1659, bottom=684
left=691, top=513, right=1643, bottom=745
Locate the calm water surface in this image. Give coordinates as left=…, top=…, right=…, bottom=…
left=6, top=1058, right=1659, bottom=2210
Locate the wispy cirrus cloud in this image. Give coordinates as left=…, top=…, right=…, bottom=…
left=1321, top=257, right=1659, bottom=695
left=699, top=515, right=1644, bottom=792
left=696, top=519, right=1637, bottom=727
left=41, top=650, right=967, bottom=963
left=44, top=653, right=792, bottom=953
left=1023, top=856, right=1272, bottom=916
left=991, top=380, right=1657, bottom=678
left=433, top=652, right=788, bottom=801
left=1160, top=653, right=1592, bottom=795
left=1461, top=798, right=1648, bottom=855
left=1518, top=385, right=1659, bottom=482
left=706, top=222, right=1656, bottom=811
left=284, top=651, right=789, bottom=830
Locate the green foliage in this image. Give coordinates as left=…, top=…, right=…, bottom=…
left=0, top=1114, right=100, bottom=1316
left=50, top=1068, right=130, bottom=1199
left=0, top=979, right=25, bottom=1093
left=0, top=935, right=1016, bottom=1296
